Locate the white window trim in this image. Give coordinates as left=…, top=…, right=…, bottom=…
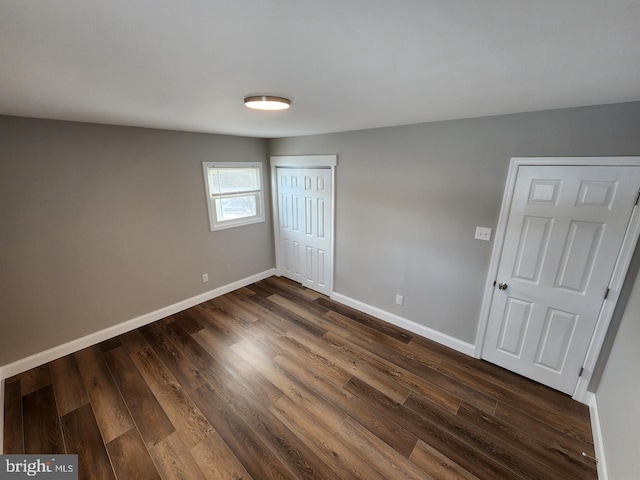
left=202, top=161, right=265, bottom=231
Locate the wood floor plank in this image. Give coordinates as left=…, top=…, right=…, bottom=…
left=347, top=335, right=464, bottom=413
left=140, top=323, right=207, bottom=391
left=324, top=331, right=458, bottom=410
left=190, top=431, right=252, bottom=480
left=457, top=401, right=597, bottom=480
left=159, top=320, right=216, bottom=372
left=22, top=385, right=65, bottom=454
left=228, top=291, right=297, bottom=330
left=207, top=296, right=257, bottom=325
left=98, top=337, right=123, bottom=352
left=4, top=277, right=595, bottom=480
left=106, top=428, right=162, bottom=480
left=329, top=310, right=442, bottom=368
left=118, top=329, right=152, bottom=354
left=234, top=285, right=258, bottom=297
left=216, top=292, right=266, bottom=322
left=128, top=345, right=213, bottom=450
left=255, top=280, right=332, bottom=319
left=75, top=345, right=135, bottom=444
left=190, top=382, right=297, bottom=480
left=149, top=432, right=207, bottom=480
left=495, top=401, right=597, bottom=466
left=322, top=331, right=413, bottom=403
left=195, top=304, right=253, bottom=343
left=315, top=296, right=413, bottom=344
left=270, top=395, right=385, bottom=480
left=439, top=354, right=587, bottom=416
left=19, top=364, right=52, bottom=397
left=335, top=416, right=433, bottom=480
left=233, top=340, right=348, bottom=434
left=344, top=376, right=523, bottom=480
left=273, top=333, right=353, bottom=389
left=268, top=294, right=354, bottom=338
left=249, top=293, right=328, bottom=338
left=3, top=379, right=24, bottom=454
left=192, top=327, right=285, bottom=407
left=263, top=276, right=323, bottom=301
left=50, top=354, right=90, bottom=417
left=281, top=329, right=411, bottom=405
left=404, top=391, right=569, bottom=480
left=273, top=351, right=419, bottom=459
left=222, top=379, right=340, bottom=480
left=171, top=310, right=206, bottom=334
left=60, top=404, right=116, bottom=480
left=103, top=346, right=175, bottom=447
left=347, top=342, right=497, bottom=415
left=438, top=360, right=593, bottom=444
left=409, top=440, right=480, bottom=480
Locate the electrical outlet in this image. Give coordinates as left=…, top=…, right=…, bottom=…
left=474, top=226, right=492, bottom=241
left=202, top=273, right=209, bottom=283
left=395, top=294, right=404, bottom=306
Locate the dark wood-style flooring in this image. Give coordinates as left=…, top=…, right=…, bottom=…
left=3, top=276, right=597, bottom=479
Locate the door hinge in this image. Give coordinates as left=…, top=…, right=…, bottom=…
left=579, top=367, right=584, bottom=377
left=604, top=287, right=610, bottom=300
left=493, top=280, right=496, bottom=287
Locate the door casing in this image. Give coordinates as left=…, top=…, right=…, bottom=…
left=270, top=155, right=337, bottom=295
left=476, top=157, right=640, bottom=403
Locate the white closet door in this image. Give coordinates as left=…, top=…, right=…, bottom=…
left=277, top=168, right=303, bottom=283
left=276, top=168, right=332, bottom=295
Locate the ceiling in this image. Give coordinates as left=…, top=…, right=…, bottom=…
left=1, top=1, right=639, bottom=138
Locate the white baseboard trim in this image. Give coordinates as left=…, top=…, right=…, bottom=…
left=586, top=392, right=608, bottom=480
left=0, top=269, right=276, bottom=380
left=330, top=292, right=476, bottom=357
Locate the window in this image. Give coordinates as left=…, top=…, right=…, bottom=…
left=202, top=162, right=265, bottom=231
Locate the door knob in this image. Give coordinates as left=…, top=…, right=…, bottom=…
left=498, top=283, right=508, bottom=291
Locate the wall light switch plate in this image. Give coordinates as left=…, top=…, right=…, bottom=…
left=202, top=273, right=209, bottom=283
left=475, top=226, right=492, bottom=241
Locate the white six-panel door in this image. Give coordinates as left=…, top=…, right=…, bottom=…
left=483, top=165, right=640, bottom=394
left=276, top=168, right=332, bottom=295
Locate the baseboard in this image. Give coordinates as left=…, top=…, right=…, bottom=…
left=0, top=269, right=276, bottom=380
left=330, top=292, right=476, bottom=357
left=586, top=392, right=608, bottom=480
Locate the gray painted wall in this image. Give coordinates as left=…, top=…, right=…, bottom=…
left=269, top=102, right=640, bottom=344
left=0, top=116, right=274, bottom=366
left=594, top=253, right=640, bottom=479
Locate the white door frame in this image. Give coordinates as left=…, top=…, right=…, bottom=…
left=475, top=157, right=640, bottom=403
left=270, top=155, right=338, bottom=295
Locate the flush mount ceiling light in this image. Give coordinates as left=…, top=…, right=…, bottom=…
left=244, top=95, right=291, bottom=111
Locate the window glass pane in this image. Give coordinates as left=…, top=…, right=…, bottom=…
left=214, top=194, right=257, bottom=221
left=208, top=167, right=260, bottom=194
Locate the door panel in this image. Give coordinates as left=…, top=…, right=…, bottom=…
left=278, top=171, right=303, bottom=283
left=534, top=308, right=577, bottom=372
left=554, top=221, right=603, bottom=293
left=276, top=168, right=332, bottom=295
left=512, top=216, right=553, bottom=283
left=483, top=165, right=640, bottom=394
left=497, top=297, right=532, bottom=357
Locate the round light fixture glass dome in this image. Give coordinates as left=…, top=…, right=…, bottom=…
left=244, top=95, right=291, bottom=111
